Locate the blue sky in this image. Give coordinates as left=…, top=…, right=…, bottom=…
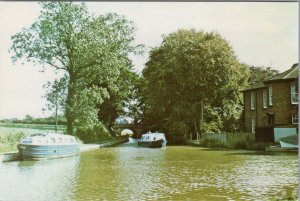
left=0, top=2, right=298, bottom=119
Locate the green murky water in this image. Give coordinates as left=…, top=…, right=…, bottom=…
left=0, top=144, right=298, bottom=201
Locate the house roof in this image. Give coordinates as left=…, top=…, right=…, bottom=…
left=242, top=63, right=298, bottom=92
left=265, top=63, right=298, bottom=83
left=242, top=81, right=266, bottom=91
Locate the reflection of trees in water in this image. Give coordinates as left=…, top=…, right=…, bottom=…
left=74, top=146, right=166, bottom=200
left=0, top=156, right=80, bottom=201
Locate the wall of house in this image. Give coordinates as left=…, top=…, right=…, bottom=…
left=243, top=79, right=298, bottom=132
left=267, top=80, right=298, bottom=126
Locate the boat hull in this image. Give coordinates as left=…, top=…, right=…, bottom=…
left=279, top=134, right=298, bottom=148
left=18, top=144, right=80, bottom=160
left=279, top=141, right=298, bottom=149
left=138, top=139, right=164, bottom=148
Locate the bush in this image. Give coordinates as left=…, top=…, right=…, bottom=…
left=0, top=131, right=27, bottom=146
left=75, top=124, right=113, bottom=143
left=0, top=131, right=27, bottom=153
left=230, top=138, right=248, bottom=149
left=199, top=138, right=227, bottom=148
left=228, top=138, right=267, bottom=150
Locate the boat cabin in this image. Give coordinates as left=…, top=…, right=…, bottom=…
left=140, top=132, right=166, bottom=142
left=20, top=133, right=77, bottom=145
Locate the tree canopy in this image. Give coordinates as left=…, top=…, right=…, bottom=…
left=141, top=29, right=249, bottom=139
left=10, top=2, right=143, bottom=135
left=247, top=65, right=279, bottom=84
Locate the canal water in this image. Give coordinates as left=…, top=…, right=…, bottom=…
left=0, top=144, right=297, bottom=201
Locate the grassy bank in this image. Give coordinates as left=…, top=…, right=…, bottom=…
left=189, top=137, right=272, bottom=151
left=0, top=131, right=27, bottom=153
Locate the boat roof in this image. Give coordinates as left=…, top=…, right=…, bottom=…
left=142, top=132, right=165, bottom=137
left=29, top=133, right=75, bottom=138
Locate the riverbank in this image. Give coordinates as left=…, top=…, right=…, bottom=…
left=186, top=137, right=272, bottom=151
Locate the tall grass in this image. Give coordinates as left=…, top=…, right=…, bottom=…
left=0, top=131, right=27, bottom=153
left=193, top=134, right=269, bottom=151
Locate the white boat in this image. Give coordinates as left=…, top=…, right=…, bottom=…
left=17, top=133, right=80, bottom=160
left=279, top=135, right=298, bottom=149
left=137, top=132, right=167, bottom=148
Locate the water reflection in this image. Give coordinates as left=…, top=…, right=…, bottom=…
left=0, top=145, right=297, bottom=201
left=0, top=156, right=80, bottom=201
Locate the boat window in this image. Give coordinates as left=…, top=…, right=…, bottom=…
left=50, top=137, right=56, bottom=143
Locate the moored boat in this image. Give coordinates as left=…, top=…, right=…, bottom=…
left=279, top=135, right=298, bottom=149
left=137, top=132, right=167, bottom=148
left=17, top=133, right=80, bottom=160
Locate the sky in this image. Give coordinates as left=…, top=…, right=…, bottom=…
left=0, top=2, right=298, bottom=119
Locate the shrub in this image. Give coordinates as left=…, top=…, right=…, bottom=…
left=0, top=131, right=27, bottom=146
left=199, top=138, right=227, bottom=148
left=0, top=131, right=27, bottom=153
left=230, top=138, right=248, bottom=149
left=75, top=124, right=113, bottom=143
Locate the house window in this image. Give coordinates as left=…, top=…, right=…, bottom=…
left=268, top=86, right=273, bottom=106
left=250, top=92, right=255, bottom=110
left=291, top=84, right=298, bottom=104
left=262, top=90, right=267, bottom=109
left=251, top=118, right=255, bottom=133
left=292, top=114, right=298, bottom=124
left=267, top=114, right=274, bottom=125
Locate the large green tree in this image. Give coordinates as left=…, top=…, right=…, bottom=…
left=247, top=65, right=279, bottom=84
left=142, top=29, right=249, bottom=139
left=10, top=2, right=142, bottom=134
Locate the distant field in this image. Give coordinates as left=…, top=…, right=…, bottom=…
left=0, top=123, right=67, bottom=135
left=0, top=123, right=67, bottom=153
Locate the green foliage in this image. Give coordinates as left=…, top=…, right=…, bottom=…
left=0, top=131, right=26, bottom=146
left=75, top=123, right=113, bottom=143
left=198, top=138, right=227, bottom=148
left=142, top=29, right=249, bottom=138
left=43, top=76, right=67, bottom=115
left=247, top=65, right=279, bottom=85
left=0, top=116, right=67, bottom=126
left=10, top=2, right=143, bottom=134
left=0, top=131, right=27, bottom=153
left=228, top=138, right=266, bottom=150
left=97, top=67, right=140, bottom=134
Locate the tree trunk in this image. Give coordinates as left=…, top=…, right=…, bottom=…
left=197, top=100, right=204, bottom=139
left=66, top=75, right=75, bottom=135
left=55, top=97, right=58, bottom=133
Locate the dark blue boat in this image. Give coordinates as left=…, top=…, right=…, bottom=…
left=18, top=133, right=80, bottom=160
left=137, top=132, right=167, bottom=148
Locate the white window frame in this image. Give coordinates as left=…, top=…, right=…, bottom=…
left=291, top=84, right=298, bottom=104
left=292, top=114, right=298, bottom=124
left=250, top=92, right=255, bottom=110
left=268, top=86, right=273, bottom=106
left=262, top=90, right=267, bottom=109
left=251, top=118, right=255, bottom=133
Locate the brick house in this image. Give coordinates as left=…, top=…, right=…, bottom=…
left=242, top=63, right=298, bottom=140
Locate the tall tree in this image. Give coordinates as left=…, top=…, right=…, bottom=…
left=142, top=29, right=248, bottom=139
left=10, top=2, right=142, bottom=134
left=247, top=65, right=279, bottom=84
left=97, top=64, right=139, bottom=135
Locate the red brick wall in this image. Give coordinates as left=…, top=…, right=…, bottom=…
left=243, top=80, right=298, bottom=132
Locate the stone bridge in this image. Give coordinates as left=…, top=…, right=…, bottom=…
left=112, top=124, right=143, bottom=137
